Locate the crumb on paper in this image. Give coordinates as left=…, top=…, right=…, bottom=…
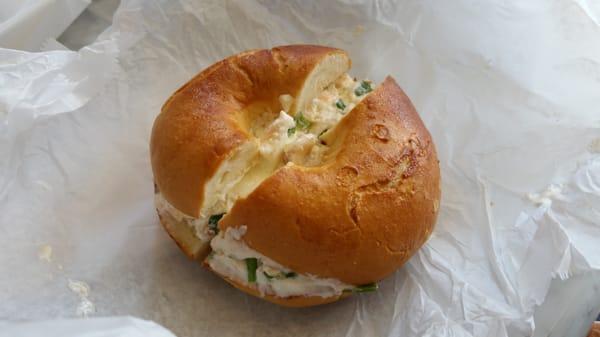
left=68, top=279, right=89, bottom=297
left=67, top=279, right=95, bottom=317
left=353, top=25, right=365, bottom=37
left=38, top=245, right=53, bottom=262
left=527, top=184, right=563, bottom=206
left=589, top=138, right=600, bottom=153
left=77, top=298, right=95, bottom=317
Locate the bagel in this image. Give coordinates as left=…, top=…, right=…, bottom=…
left=150, top=45, right=440, bottom=306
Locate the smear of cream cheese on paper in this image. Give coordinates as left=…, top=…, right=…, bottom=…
left=527, top=184, right=563, bottom=207
left=67, top=279, right=95, bottom=317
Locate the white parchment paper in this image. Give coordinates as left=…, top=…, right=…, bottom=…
left=0, top=0, right=90, bottom=51
left=1, top=1, right=599, bottom=336
left=0, top=317, right=176, bottom=337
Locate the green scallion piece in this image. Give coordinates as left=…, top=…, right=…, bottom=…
left=207, top=213, right=225, bottom=234
left=288, top=113, right=311, bottom=136
left=294, top=112, right=311, bottom=130
left=245, top=258, right=258, bottom=283
left=262, top=270, right=296, bottom=280
left=284, top=272, right=297, bottom=278
left=335, top=99, right=346, bottom=110
left=354, top=81, right=373, bottom=96
left=354, top=282, right=378, bottom=293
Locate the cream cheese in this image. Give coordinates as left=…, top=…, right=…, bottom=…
left=302, top=73, right=367, bottom=135
left=281, top=74, right=369, bottom=166
left=207, top=226, right=353, bottom=298
left=154, top=192, right=212, bottom=242
left=527, top=184, right=563, bottom=207
left=258, top=111, right=296, bottom=159
left=67, top=279, right=95, bottom=317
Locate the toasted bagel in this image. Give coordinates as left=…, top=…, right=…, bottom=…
left=150, top=45, right=440, bottom=306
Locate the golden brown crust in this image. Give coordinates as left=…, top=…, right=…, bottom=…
left=150, top=45, right=349, bottom=217
left=204, top=263, right=349, bottom=307
left=220, top=77, right=441, bottom=285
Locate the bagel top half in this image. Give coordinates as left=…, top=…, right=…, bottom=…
left=150, top=45, right=440, bottom=306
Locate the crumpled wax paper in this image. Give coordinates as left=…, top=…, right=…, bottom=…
left=0, top=317, right=176, bottom=337
left=0, top=0, right=90, bottom=51
left=1, top=1, right=600, bottom=336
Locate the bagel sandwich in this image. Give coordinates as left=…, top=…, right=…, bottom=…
left=150, top=45, right=440, bottom=307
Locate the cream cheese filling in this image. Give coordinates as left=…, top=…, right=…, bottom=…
left=154, top=192, right=213, bottom=242
left=207, top=227, right=353, bottom=298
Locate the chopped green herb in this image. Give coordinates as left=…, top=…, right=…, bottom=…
left=263, top=270, right=296, bottom=280
left=354, top=81, right=373, bottom=96
left=288, top=113, right=311, bottom=137
left=294, top=112, right=311, bottom=130
left=208, top=213, right=225, bottom=234
left=354, top=282, right=378, bottom=293
left=342, top=283, right=379, bottom=294
left=335, top=99, right=346, bottom=110
left=318, top=128, right=329, bottom=138
left=284, top=271, right=297, bottom=278
left=245, top=258, right=258, bottom=283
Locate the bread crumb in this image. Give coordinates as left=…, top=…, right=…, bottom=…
left=38, top=245, right=53, bottom=262
left=589, top=138, right=600, bottom=153
left=353, top=25, right=365, bottom=37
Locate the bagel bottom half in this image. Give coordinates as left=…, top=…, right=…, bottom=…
left=157, top=200, right=350, bottom=307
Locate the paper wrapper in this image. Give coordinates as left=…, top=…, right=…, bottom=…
left=1, top=1, right=599, bottom=336
left=0, top=317, right=176, bottom=337
left=0, top=0, right=90, bottom=51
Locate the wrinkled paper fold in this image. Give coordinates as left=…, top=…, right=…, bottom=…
left=1, top=1, right=599, bottom=336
